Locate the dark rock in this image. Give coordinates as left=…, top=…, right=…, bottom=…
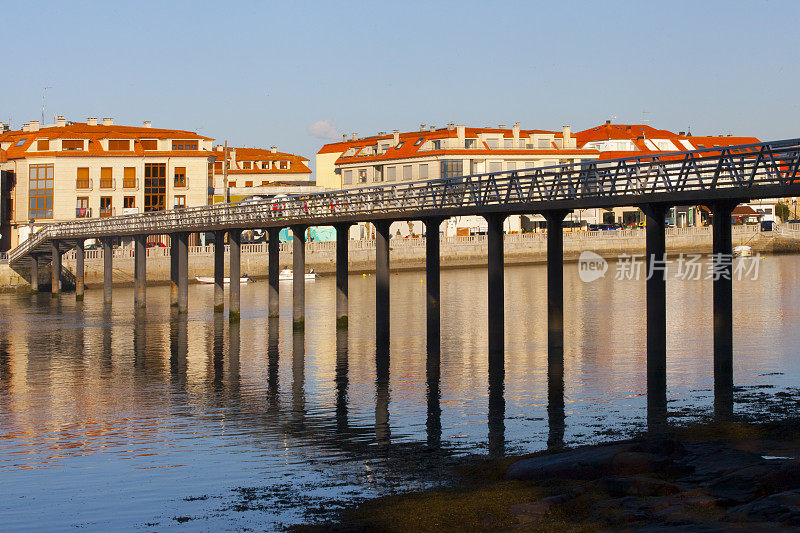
left=728, top=489, right=800, bottom=525
left=706, top=460, right=800, bottom=504
left=599, top=476, right=682, bottom=498
left=590, top=496, right=650, bottom=524
left=611, top=452, right=673, bottom=476
left=504, top=442, right=636, bottom=480
left=679, top=442, right=766, bottom=482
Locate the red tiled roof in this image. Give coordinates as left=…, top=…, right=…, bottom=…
left=576, top=123, right=760, bottom=150
left=212, top=146, right=311, bottom=175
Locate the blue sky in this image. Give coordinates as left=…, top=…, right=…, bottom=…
left=2, top=0, right=799, bottom=175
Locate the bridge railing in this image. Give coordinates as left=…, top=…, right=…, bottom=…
left=10, top=138, right=800, bottom=264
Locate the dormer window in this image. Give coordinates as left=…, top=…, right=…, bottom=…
left=465, top=139, right=477, bottom=149
left=395, top=141, right=405, bottom=149
left=432, top=140, right=441, bottom=150
left=414, top=137, right=425, bottom=146
left=108, top=139, right=131, bottom=151
left=62, top=140, right=84, bottom=151
left=37, top=140, right=50, bottom=151
left=172, top=140, right=198, bottom=150
left=140, top=139, right=158, bottom=150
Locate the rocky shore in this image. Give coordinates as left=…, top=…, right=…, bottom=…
left=295, top=416, right=800, bottom=532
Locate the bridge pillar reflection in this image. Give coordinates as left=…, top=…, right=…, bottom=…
left=75, top=239, right=85, bottom=301
left=229, top=230, right=241, bottom=322
left=486, top=214, right=506, bottom=361
left=424, top=218, right=444, bottom=355
left=268, top=228, right=280, bottom=318
left=29, top=256, right=39, bottom=293
left=335, top=223, right=352, bottom=328
left=134, top=235, right=147, bottom=308
left=102, top=238, right=113, bottom=304
left=375, top=221, right=391, bottom=347
left=643, top=203, right=669, bottom=434
left=545, top=210, right=569, bottom=450
left=336, top=328, right=349, bottom=433
left=712, top=201, right=737, bottom=421
left=213, top=230, right=225, bottom=312
left=170, top=235, right=179, bottom=307
left=50, top=240, right=61, bottom=296
left=291, top=225, right=306, bottom=328
left=176, top=232, right=189, bottom=314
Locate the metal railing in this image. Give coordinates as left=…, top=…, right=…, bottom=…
left=99, top=178, right=115, bottom=190
left=75, top=207, right=92, bottom=218
left=10, top=139, right=800, bottom=264
left=76, top=178, right=92, bottom=190
left=123, top=178, right=138, bottom=189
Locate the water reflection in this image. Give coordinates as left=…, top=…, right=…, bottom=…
left=426, top=347, right=441, bottom=450
left=375, top=344, right=390, bottom=445
left=267, top=318, right=280, bottom=414
left=335, top=328, right=349, bottom=433
left=292, top=328, right=305, bottom=427
left=487, top=355, right=505, bottom=458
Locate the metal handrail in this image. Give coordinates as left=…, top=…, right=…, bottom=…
left=9, top=139, right=800, bottom=264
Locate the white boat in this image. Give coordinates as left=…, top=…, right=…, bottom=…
left=279, top=268, right=317, bottom=281
left=195, top=276, right=252, bottom=284
left=733, top=245, right=753, bottom=257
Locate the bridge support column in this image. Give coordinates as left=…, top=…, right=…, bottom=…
left=335, top=223, right=351, bottom=328
left=643, top=203, right=669, bottom=435
left=103, top=238, right=113, bottom=304
left=375, top=221, right=391, bottom=346
left=486, top=214, right=506, bottom=362
left=292, top=225, right=306, bottom=328
left=713, top=201, right=737, bottom=421
left=177, top=232, right=189, bottom=314
left=229, top=230, right=241, bottom=322
left=213, top=230, right=225, bottom=312
left=425, top=218, right=444, bottom=354
left=75, top=240, right=85, bottom=301
left=545, top=210, right=569, bottom=450
left=170, top=235, right=179, bottom=307
left=268, top=228, right=280, bottom=318
left=51, top=240, right=61, bottom=296
left=30, top=256, right=39, bottom=293
left=134, top=235, right=147, bottom=309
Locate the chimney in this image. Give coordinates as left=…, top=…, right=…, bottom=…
left=562, top=125, right=571, bottom=141
left=87, top=117, right=98, bottom=126
left=230, top=148, right=236, bottom=165
left=377, top=131, right=386, bottom=136
left=447, top=122, right=455, bottom=130
left=57, top=116, right=66, bottom=128
left=429, top=126, right=435, bottom=132
left=215, top=145, right=223, bottom=151
left=605, top=119, right=611, bottom=125
left=102, top=117, right=113, bottom=126
left=679, top=131, right=685, bottom=136
left=342, top=134, right=348, bottom=141
left=497, top=124, right=506, bottom=129
left=456, top=125, right=465, bottom=143
left=512, top=122, right=520, bottom=140
left=270, top=146, right=277, bottom=153
left=143, top=120, right=152, bottom=128
left=22, top=123, right=30, bottom=132
left=393, top=129, right=400, bottom=144
left=350, top=133, right=358, bottom=141
left=29, top=120, right=39, bottom=132
left=0, top=123, right=4, bottom=133
left=420, top=124, right=427, bottom=131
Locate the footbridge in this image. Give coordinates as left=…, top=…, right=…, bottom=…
left=9, top=138, right=800, bottom=434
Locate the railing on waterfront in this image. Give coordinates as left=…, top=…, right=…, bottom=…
left=11, top=138, right=800, bottom=264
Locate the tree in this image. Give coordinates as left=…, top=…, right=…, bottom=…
left=775, top=202, right=790, bottom=222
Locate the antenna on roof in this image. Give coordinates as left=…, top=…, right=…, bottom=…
left=41, top=86, right=53, bottom=125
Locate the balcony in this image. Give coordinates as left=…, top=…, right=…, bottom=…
left=99, top=178, right=115, bottom=190
left=123, top=178, right=139, bottom=189
left=99, top=206, right=115, bottom=218
left=174, top=176, right=188, bottom=188
left=75, top=207, right=92, bottom=218
left=76, top=178, right=92, bottom=190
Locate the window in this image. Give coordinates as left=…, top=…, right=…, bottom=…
left=29, top=164, right=54, bottom=219
left=214, top=161, right=223, bottom=171
left=261, top=181, right=268, bottom=186
left=395, top=141, right=405, bottom=149
left=100, top=196, right=112, bottom=217
left=229, top=181, right=236, bottom=188
left=414, top=137, right=425, bottom=146
left=108, top=139, right=130, bottom=151
left=504, top=139, right=513, bottom=149
left=432, top=140, right=442, bottom=150
left=507, top=162, right=516, bottom=171
left=15, top=138, right=27, bottom=147
left=488, top=161, right=502, bottom=173
left=76, top=197, right=89, bottom=218
left=124, top=167, right=136, bottom=188
left=386, top=166, right=396, bottom=181
left=140, top=139, right=158, bottom=150
left=419, top=164, right=429, bottom=179
left=124, top=196, right=135, bottom=209
left=358, top=169, right=367, bottom=183
left=144, top=163, right=166, bottom=212
left=174, top=195, right=186, bottom=209
left=242, top=161, right=252, bottom=169
left=37, top=140, right=50, bottom=151
left=403, top=165, right=412, bottom=180
left=486, top=138, right=499, bottom=149
left=465, top=138, right=476, bottom=149
left=100, top=167, right=113, bottom=189
left=76, top=167, right=90, bottom=189
left=62, top=139, right=84, bottom=151
left=524, top=161, right=534, bottom=169
left=537, top=138, right=551, bottom=149
left=172, top=140, right=198, bottom=150
left=440, top=160, right=463, bottom=179
left=343, top=170, right=353, bottom=185
left=245, top=181, right=253, bottom=187
left=174, top=167, right=186, bottom=187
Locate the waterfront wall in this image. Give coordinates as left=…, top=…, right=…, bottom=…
left=3, top=226, right=800, bottom=291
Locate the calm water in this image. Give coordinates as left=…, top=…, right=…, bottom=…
left=2, top=256, right=800, bottom=530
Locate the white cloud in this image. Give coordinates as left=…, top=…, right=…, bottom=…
left=307, top=119, right=341, bottom=140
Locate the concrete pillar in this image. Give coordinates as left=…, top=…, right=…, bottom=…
left=486, top=214, right=506, bottom=361
left=229, top=230, right=241, bottom=322
left=643, top=203, right=669, bottom=434
left=426, top=343, right=442, bottom=450
left=134, top=235, right=146, bottom=308
left=375, top=221, right=391, bottom=346
left=291, top=225, right=306, bottom=328
left=375, top=343, right=391, bottom=445
left=335, top=328, right=349, bottom=433
left=545, top=210, right=568, bottom=450
left=50, top=240, right=61, bottom=296
left=30, top=256, right=39, bottom=292
left=488, top=352, right=505, bottom=458
left=335, top=223, right=351, bottom=328
left=75, top=240, right=85, bottom=301
left=268, top=228, right=280, bottom=318
left=170, top=235, right=179, bottom=307
left=102, top=238, right=113, bottom=304
left=177, top=232, right=189, bottom=314
left=425, top=218, right=444, bottom=355
left=213, top=230, right=225, bottom=312
left=713, top=201, right=737, bottom=421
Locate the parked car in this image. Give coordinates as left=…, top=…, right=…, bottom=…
left=239, top=195, right=269, bottom=205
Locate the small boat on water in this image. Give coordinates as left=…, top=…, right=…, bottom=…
left=195, top=276, right=253, bottom=284
left=733, top=245, right=753, bottom=257
left=279, top=268, right=317, bottom=281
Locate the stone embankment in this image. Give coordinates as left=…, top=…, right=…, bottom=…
left=3, top=225, right=800, bottom=291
